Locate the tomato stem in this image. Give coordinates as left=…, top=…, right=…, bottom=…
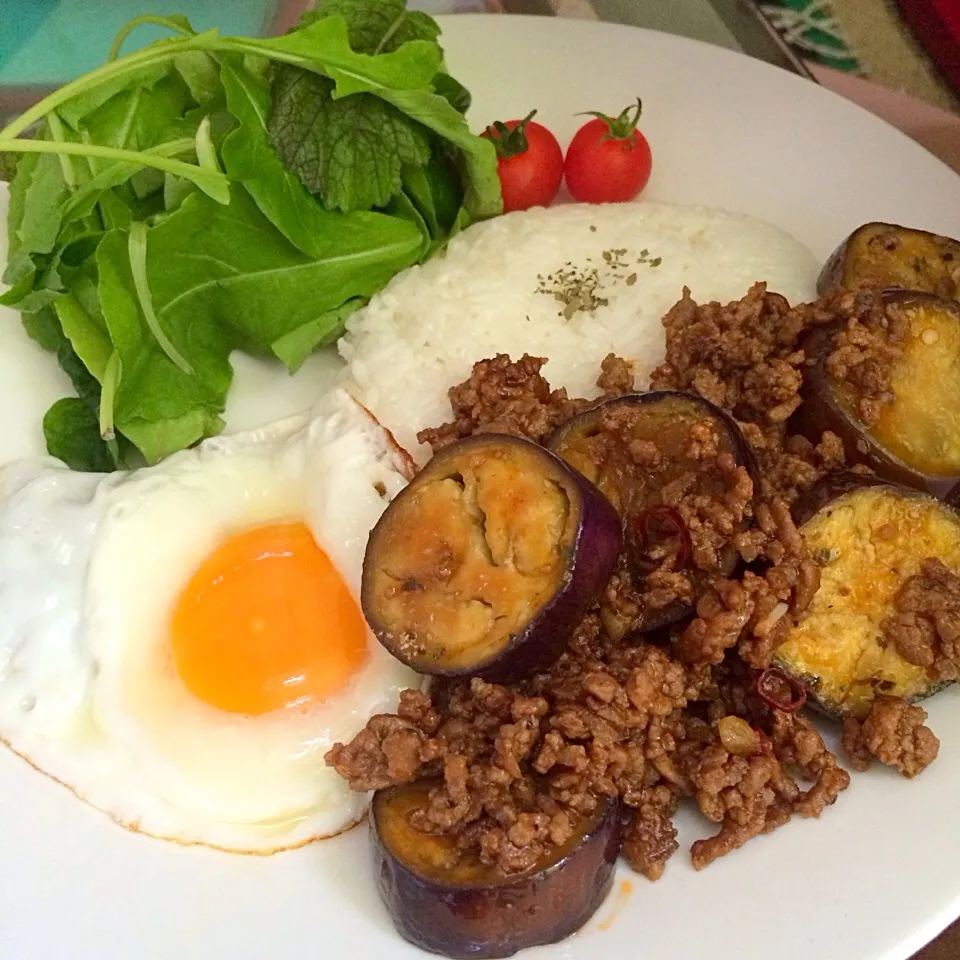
left=484, top=109, right=538, bottom=159
left=577, top=98, right=644, bottom=146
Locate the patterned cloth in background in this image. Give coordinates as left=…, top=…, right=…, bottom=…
left=758, top=0, right=862, bottom=73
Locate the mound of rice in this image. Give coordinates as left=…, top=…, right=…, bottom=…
left=340, top=201, right=818, bottom=459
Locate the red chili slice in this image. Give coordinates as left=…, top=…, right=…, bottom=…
left=629, top=506, right=693, bottom=573
left=755, top=667, right=808, bottom=713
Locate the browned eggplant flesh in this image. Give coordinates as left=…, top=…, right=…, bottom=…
left=798, top=290, right=960, bottom=498
left=548, top=390, right=755, bottom=632
left=361, top=433, right=622, bottom=681
left=775, top=475, right=960, bottom=718
left=372, top=780, right=621, bottom=959
left=818, top=221, right=960, bottom=299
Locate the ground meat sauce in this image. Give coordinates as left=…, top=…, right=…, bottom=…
left=882, top=558, right=960, bottom=683
left=842, top=697, right=940, bottom=778
left=328, top=284, right=941, bottom=882
left=417, top=354, right=591, bottom=451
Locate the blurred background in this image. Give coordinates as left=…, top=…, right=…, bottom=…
left=0, top=0, right=956, bottom=110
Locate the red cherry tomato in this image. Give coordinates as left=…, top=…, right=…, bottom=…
left=482, top=110, right=564, bottom=213
left=564, top=99, right=652, bottom=204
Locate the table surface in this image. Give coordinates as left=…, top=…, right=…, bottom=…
left=0, top=2, right=956, bottom=957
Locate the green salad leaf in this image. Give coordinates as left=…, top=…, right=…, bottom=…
left=301, top=0, right=441, bottom=56
left=44, top=398, right=119, bottom=473
left=0, top=1, right=501, bottom=470
left=268, top=68, right=431, bottom=212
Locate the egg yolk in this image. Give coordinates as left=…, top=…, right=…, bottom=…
left=170, top=522, right=368, bottom=715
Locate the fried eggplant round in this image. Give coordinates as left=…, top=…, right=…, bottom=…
left=775, top=474, right=960, bottom=718
left=361, top=434, right=622, bottom=682
left=371, top=780, right=620, bottom=959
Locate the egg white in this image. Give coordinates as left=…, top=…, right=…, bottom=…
left=0, top=388, right=418, bottom=852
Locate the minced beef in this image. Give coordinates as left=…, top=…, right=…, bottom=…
left=650, top=282, right=901, bottom=504
left=842, top=696, right=940, bottom=779
left=329, top=283, right=943, bottom=884
left=417, top=353, right=637, bottom=452
left=882, top=558, right=960, bottom=682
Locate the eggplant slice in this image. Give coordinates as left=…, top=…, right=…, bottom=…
left=361, top=434, right=621, bottom=681
left=372, top=781, right=621, bottom=959
left=798, top=291, right=960, bottom=499
left=775, top=475, right=960, bottom=718
left=548, top=391, right=755, bottom=632
left=818, top=222, right=960, bottom=299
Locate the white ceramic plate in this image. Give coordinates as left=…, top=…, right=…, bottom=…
left=3, top=15, right=960, bottom=960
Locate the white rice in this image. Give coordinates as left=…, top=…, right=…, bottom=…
left=340, top=201, right=818, bottom=459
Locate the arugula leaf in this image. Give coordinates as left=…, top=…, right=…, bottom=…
left=403, top=153, right=463, bottom=238
left=235, top=17, right=441, bottom=96
left=268, top=67, right=431, bottom=211
left=271, top=298, right=364, bottom=370
left=0, top=254, right=37, bottom=306
left=432, top=73, right=471, bottom=114
left=0, top=137, right=231, bottom=205
left=174, top=52, right=222, bottom=106
left=383, top=189, right=431, bottom=258
left=79, top=73, right=193, bottom=152
left=43, top=398, right=118, bottom=473
left=377, top=86, right=500, bottom=219
left=56, top=63, right=170, bottom=130
left=22, top=306, right=66, bottom=352
left=0, top=150, right=18, bottom=182
left=95, top=227, right=230, bottom=463
left=299, top=0, right=440, bottom=55
left=55, top=291, right=112, bottom=381
left=146, top=186, right=420, bottom=370
left=58, top=338, right=103, bottom=410
left=6, top=149, right=70, bottom=262
left=59, top=138, right=196, bottom=226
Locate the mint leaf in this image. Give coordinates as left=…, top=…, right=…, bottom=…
left=221, top=59, right=422, bottom=262
left=299, top=0, right=440, bottom=55
left=43, top=398, right=117, bottom=473
left=268, top=67, right=430, bottom=211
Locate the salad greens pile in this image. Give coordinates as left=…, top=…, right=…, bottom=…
left=0, top=2, right=501, bottom=471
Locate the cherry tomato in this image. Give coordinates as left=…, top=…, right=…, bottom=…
left=564, top=99, right=652, bottom=204
left=482, top=110, right=563, bottom=213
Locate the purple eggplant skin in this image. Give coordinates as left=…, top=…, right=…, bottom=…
left=361, top=433, right=622, bottom=684
left=791, top=471, right=890, bottom=528
left=548, top=390, right=758, bottom=481
left=548, top=390, right=758, bottom=633
left=817, top=222, right=960, bottom=298
left=797, top=290, right=960, bottom=501
left=371, top=785, right=621, bottom=960
left=779, top=472, right=960, bottom=718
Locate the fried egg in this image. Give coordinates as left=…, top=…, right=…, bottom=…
left=0, top=388, right=418, bottom=852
